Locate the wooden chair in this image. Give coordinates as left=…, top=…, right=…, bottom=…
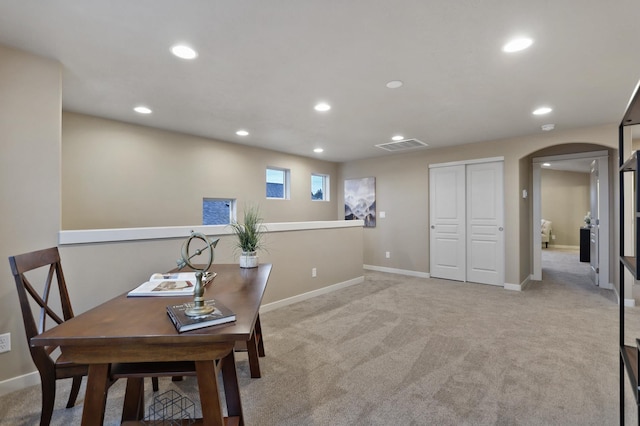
left=8, top=247, right=160, bottom=425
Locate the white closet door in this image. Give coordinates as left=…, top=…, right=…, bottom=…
left=429, top=165, right=466, bottom=281
left=466, top=161, right=504, bottom=286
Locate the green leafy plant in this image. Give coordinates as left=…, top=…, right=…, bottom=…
left=229, top=205, right=265, bottom=254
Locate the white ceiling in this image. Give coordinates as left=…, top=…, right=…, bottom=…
left=1, top=1, right=639, bottom=162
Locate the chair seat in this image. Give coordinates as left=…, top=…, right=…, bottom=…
left=53, top=353, right=88, bottom=379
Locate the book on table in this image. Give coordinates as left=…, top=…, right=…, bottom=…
left=127, top=272, right=216, bottom=297
left=166, top=299, right=236, bottom=332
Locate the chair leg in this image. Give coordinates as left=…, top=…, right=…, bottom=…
left=152, top=377, right=159, bottom=392
left=40, top=374, right=56, bottom=426
left=66, top=375, right=83, bottom=408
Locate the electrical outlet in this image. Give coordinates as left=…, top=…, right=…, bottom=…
left=552, top=234, right=556, bottom=240
left=0, top=333, right=10, bottom=353
left=386, top=251, right=390, bottom=259
left=312, top=268, right=317, bottom=278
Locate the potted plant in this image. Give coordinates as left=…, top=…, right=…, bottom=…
left=229, top=205, right=265, bottom=268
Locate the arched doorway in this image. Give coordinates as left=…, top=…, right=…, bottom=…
left=530, top=145, right=612, bottom=290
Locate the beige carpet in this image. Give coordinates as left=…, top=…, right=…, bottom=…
left=2, top=249, right=639, bottom=425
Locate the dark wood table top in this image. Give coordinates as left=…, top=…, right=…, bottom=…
left=31, top=263, right=272, bottom=351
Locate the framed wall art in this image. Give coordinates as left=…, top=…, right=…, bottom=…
left=344, top=177, right=376, bottom=227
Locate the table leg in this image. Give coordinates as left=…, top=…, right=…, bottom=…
left=255, top=314, right=265, bottom=357
left=221, top=350, right=244, bottom=426
left=195, top=360, right=225, bottom=426
left=121, top=377, right=145, bottom=422
left=82, top=364, right=110, bottom=426
left=246, top=330, right=262, bottom=378
left=246, top=314, right=265, bottom=378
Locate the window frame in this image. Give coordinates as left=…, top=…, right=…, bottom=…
left=266, top=167, right=290, bottom=200
left=202, top=198, right=236, bottom=225
left=311, top=173, right=330, bottom=201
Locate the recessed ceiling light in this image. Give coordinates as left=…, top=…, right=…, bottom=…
left=533, top=106, right=553, bottom=115
left=392, top=135, right=404, bottom=141
left=171, top=44, right=198, bottom=59
left=236, top=130, right=249, bottom=136
left=503, top=37, right=533, bottom=53
left=314, top=102, right=331, bottom=112
left=314, top=148, right=324, bottom=153
left=541, top=124, right=555, bottom=131
left=542, top=163, right=551, bottom=167
left=386, top=80, right=403, bottom=89
left=134, top=106, right=152, bottom=114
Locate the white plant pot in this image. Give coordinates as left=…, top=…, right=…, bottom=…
left=239, top=251, right=259, bottom=268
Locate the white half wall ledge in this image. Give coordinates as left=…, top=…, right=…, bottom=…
left=59, top=220, right=365, bottom=245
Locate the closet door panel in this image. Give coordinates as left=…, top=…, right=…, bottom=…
left=466, top=162, right=504, bottom=286
left=429, top=165, right=466, bottom=281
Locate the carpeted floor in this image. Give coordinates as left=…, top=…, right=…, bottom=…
left=2, top=248, right=639, bottom=425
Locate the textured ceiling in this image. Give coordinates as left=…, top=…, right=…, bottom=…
left=1, top=1, right=639, bottom=162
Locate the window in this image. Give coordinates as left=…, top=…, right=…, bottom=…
left=311, top=173, right=329, bottom=201
left=266, top=167, right=290, bottom=199
left=202, top=198, right=235, bottom=225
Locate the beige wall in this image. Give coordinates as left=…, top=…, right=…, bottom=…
left=338, top=127, right=617, bottom=286
left=58, top=225, right=364, bottom=315
left=519, top=156, right=531, bottom=280
left=0, top=46, right=61, bottom=383
left=541, top=169, right=590, bottom=247
left=62, top=112, right=340, bottom=229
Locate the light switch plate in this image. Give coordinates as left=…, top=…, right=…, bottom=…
left=0, top=333, right=10, bottom=353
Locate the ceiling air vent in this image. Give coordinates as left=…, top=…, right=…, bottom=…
left=375, top=138, right=429, bottom=152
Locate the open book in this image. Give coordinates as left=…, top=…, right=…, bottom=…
left=127, top=272, right=215, bottom=297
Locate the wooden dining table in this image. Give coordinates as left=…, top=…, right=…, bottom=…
left=31, top=263, right=272, bottom=425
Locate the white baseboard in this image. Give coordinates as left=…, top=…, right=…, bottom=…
left=599, top=281, right=613, bottom=290
left=260, top=276, right=365, bottom=313
left=504, top=274, right=532, bottom=292
left=547, top=244, right=579, bottom=250
left=613, top=284, right=636, bottom=307
left=365, top=265, right=529, bottom=291
left=363, top=264, right=430, bottom=279
left=0, top=371, right=39, bottom=397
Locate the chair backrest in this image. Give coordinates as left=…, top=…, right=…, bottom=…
left=8, top=247, right=74, bottom=369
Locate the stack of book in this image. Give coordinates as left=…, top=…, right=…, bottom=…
left=166, top=300, right=236, bottom=332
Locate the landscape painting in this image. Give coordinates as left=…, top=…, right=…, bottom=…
left=344, top=177, right=376, bottom=227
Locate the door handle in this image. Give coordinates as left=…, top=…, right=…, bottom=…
left=431, top=225, right=435, bottom=229
left=498, top=227, right=503, bottom=231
